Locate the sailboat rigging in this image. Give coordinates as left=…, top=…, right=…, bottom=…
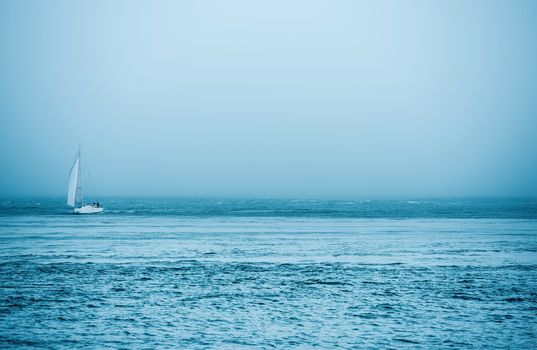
left=67, top=146, right=103, bottom=214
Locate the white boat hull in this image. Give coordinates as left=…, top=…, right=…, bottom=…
left=74, top=205, right=104, bottom=214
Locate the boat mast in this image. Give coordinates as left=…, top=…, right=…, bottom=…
left=78, top=144, right=84, bottom=206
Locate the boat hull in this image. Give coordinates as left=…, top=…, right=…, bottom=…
left=74, top=205, right=104, bottom=214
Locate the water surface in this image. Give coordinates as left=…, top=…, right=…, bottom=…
left=1, top=198, right=536, bottom=348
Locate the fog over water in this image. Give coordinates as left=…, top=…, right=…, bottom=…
left=1, top=1, right=536, bottom=198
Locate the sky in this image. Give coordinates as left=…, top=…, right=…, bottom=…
left=0, top=0, right=536, bottom=198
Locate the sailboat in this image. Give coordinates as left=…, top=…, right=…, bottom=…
left=67, top=146, right=104, bottom=214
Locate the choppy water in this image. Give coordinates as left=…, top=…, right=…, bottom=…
left=0, top=198, right=536, bottom=349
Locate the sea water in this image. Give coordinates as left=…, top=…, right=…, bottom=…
left=0, top=198, right=536, bottom=349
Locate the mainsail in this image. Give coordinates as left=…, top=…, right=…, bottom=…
left=67, top=150, right=83, bottom=207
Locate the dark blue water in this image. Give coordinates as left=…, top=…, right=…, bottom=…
left=2, top=197, right=537, bottom=218
left=1, top=198, right=536, bottom=348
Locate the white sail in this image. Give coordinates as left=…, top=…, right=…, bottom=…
left=67, top=147, right=103, bottom=214
left=67, top=151, right=82, bottom=207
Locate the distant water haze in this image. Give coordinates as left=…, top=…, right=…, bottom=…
left=1, top=1, right=536, bottom=198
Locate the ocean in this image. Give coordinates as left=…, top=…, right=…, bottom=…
left=0, top=198, right=536, bottom=349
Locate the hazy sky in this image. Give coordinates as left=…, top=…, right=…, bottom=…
left=1, top=0, right=536, bottom=198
